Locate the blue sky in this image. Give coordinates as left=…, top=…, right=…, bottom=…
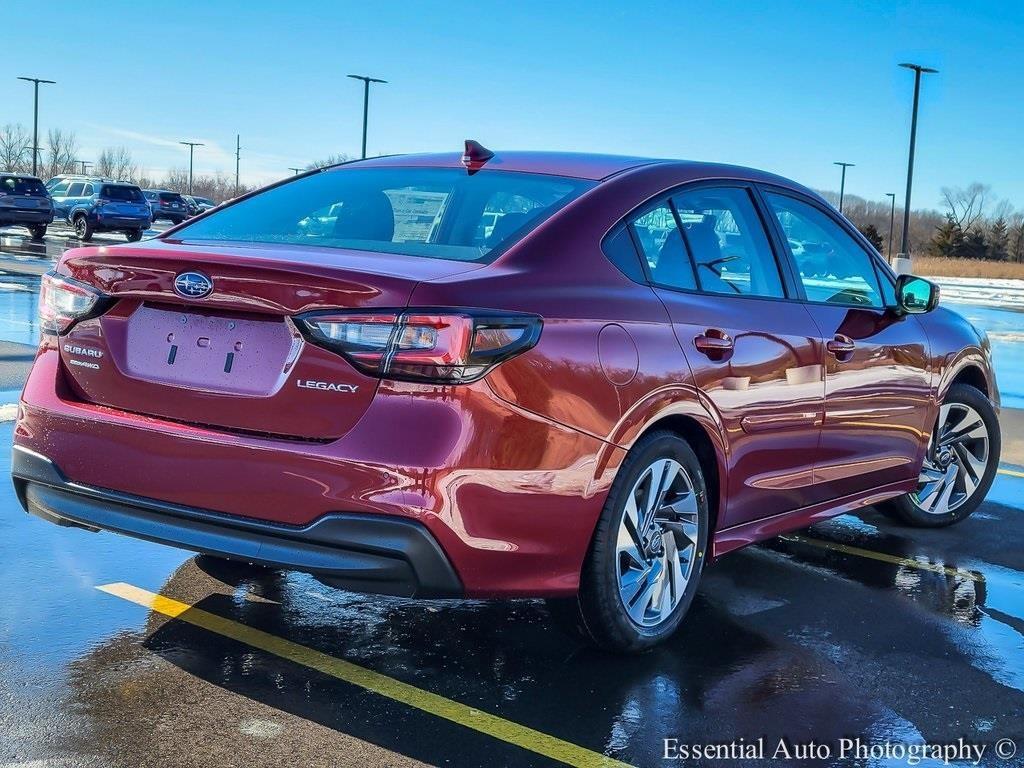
left=3, top=0, right=1022, bottom=211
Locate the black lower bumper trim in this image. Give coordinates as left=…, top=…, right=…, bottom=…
left=11, top=445, right=463, bottom=598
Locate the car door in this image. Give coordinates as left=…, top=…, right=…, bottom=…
left=49, top=182, right=72, bottom=218
left=760, top=189, right=932, bottom=502
left=628, top=184, right=826, bottom=528
left=62, top=182, right=87, bottom=220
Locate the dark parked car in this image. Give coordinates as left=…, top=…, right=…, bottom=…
left=14, top=146, right=1001, bottom=652
left=182, top=195, right=215, bottom=217
left=0, top=174, right=54, bottom=240
left=144, top=190, right=188, bottom=224
left=50, top=180, right=151, bottom=242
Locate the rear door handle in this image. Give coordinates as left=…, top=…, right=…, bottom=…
left=694, top=330, right=734, bottom=356
left=826, top=335, right=856, bottom=357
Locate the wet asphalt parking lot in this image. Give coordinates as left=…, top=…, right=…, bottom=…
left=1, top=223, right=1023, bottom=767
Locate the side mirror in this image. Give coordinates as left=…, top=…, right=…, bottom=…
left=895, top=274, right=939, bottom=314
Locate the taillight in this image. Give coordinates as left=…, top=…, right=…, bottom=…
left=40, top=272, right=104, bottom=334
left=298, top=309, right=542, bottom=384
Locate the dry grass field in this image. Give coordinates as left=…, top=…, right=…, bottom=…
left=910, top=256, right=1024, bottom=280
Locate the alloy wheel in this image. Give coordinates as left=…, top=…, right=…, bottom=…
left=616, top=458, right=701, bottom=627
left=913, top=403, right=990, bottom=515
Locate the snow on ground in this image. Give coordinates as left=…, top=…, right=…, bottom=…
left=926, top=276, right=1024, bottom=311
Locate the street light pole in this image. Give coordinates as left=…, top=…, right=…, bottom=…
left=898, top=63, right=938, bottom=261
left=885, top=192, right=896, bottom=258
left=235, top=134, right=241, bottom=197
left=78, top=160, right=91, bottom=175
left=347, top=74, right=387, bottom=159
left=288, top=167, right=303, bottom=176
left=833, top=162, right=854, bottom=214
left=17, top=76, right=56, bottom=177
left=179, top=141, right=204, bottom=195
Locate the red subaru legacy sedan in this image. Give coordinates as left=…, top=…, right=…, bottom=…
left=13, top=145, right=1001, bottom=651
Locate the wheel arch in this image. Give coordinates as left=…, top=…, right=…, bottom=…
left=949, top=363, right=990, bottom=399
left=633, top=413, right=725, bottom=538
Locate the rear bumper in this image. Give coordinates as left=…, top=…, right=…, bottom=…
left=14, top=345, right=616, bottom=597
left=0, top=210, right=54, bottom=225
left=12, top=444, right=463, bottom=598
left=94, top=214, right=151, bottom=230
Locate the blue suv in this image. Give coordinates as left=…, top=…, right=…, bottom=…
left=49, top=178, right=152, bottom=242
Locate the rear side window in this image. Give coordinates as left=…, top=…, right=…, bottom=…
left=0, top=176, right=47, bottom=196
left=603, top=228, right=646, bottom=283
left=672, top=187, right=784, bottom=299
left=630, top=204, right=697, bottom=290
left=101, top=185, right=145, bottom=202
left=173, top=167, right=593, bottom=263
left=82, top=184, right=94, bottom=196
left=764, top=192, right=884, bottom=308
left=67, top=182, right=85, bottom=196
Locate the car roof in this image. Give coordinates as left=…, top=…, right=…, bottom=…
left=350, top=151, right=662, bottom=181
left=0, top=172, right=44, bottom=180
left=342, top=150, right=817, bottom=192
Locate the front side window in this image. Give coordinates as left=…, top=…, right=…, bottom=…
left=672, top=187, right=784, bottom=299
left=630, top=204, right=696, bottom=290
left=49, top=182, right=69, bottom=196
left=173, top=167, right=593, bottom=263
left=765, top=192, right=884, bottom=308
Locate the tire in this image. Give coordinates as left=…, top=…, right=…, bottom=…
left=73, top=215, right=94, bottom=242
left=557, top=430, right=710, bottom=652
left=125, top=229, right=143, bottom=242
left=28, top=224, right=46, bottom=241
left=881, top=383, right=1000, bottom=527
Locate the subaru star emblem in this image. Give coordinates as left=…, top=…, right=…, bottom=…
left=173, top=271, right=213, bottom=299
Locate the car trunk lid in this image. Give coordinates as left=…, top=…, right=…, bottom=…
left=57, top=240, right=484, bottom=439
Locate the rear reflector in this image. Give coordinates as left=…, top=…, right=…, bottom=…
left=298, top=309, right=542, bottom=384
left=40, top=272, right=105, bottom=334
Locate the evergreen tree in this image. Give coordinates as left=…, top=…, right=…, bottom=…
left=858, top=224, right=885, bottom=252
left=961, top=227, right=989, bottom=260
left=1011, top=222, right=1024, bottom=263
left=988, top=217, right=1010, bottom=261
left=930, top=215, right=964, bottom=258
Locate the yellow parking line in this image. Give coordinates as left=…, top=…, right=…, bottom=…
left=782, top=534, right=983, bottom=582
left=998, top=467, right=1024, bottom=479
left=97, top=582, right=632, bottom=768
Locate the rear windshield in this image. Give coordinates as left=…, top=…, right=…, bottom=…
left=172, top=167, right=594, bottom=262
left=0, top=176, right=47, bottom=196
left=159, top=192, right=184, bottom=202
left=101, top=185, right=145, bottom=202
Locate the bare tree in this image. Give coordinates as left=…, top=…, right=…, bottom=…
left=941, top=183, right=990, bottom=231
left=95, top=146, right=140, bottom=182
left=305, top=153, right=353, bottom=170
left=0, top=124, right=31, bottom=173
left=162, top=167, right=191, bottom=193
left=43, top=128, right=79, bottom=180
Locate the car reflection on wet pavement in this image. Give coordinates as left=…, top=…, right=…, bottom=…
left=2, top=417, right=1023, bottom=767
left=1, top=227, right=1023, bottom=767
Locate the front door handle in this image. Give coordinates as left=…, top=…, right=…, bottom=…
left=826, top=334, right=856, bottom=358
left=694, top=330, right=734, bottom=357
